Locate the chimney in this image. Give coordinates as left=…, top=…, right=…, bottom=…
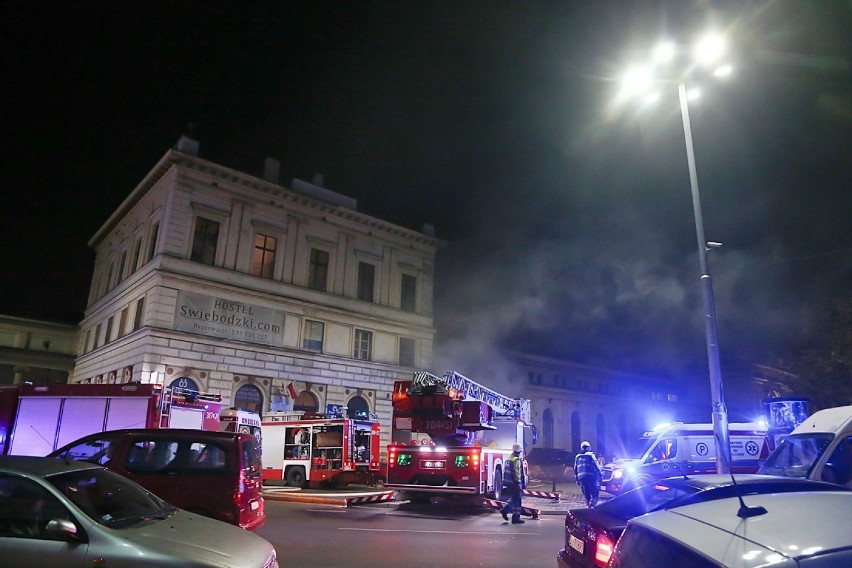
left=175, top=135, right=199, bottom=156
left=263, top=158, right=280, bottom=184
left=312, top=173, right=324, bottom=187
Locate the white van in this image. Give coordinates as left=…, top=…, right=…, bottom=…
left=601, top=422, right=770, bottom=494
left=758, top=405, right=852, bottom=487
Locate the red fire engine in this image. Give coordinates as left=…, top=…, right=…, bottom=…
left=260, top=411, right=382, bottom=487
left=385, top=370, right=536, bottom=501
left=0, top=382, right=223, bottom=456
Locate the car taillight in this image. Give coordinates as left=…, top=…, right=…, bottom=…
left=389, top=448, right=397, bottom=467
left=234, top=469, right=247, bottom=504
left=594, top=533, right=615, bottom=567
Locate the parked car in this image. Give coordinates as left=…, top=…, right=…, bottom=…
left=759, top=404, right=852, bottom=487
left=48, top=428, right=265, bottom=530
left=556, top=474, right=849, bottom=568
left=607, top=490, right=852, bottom=567
left=526, top=448, right=575, bottom=481
left=0, top=456, right=278, bottom=568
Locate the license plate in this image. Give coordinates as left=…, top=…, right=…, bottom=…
left=250, top=500, right=260, bottom=511
left=569, top=535, right=584, bottom=554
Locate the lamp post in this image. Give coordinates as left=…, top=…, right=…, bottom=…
left=677, top=81, right=730, bottom=473
left=621, top=34, right=732, bottom=472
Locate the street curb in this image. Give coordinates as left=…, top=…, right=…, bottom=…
left=262, top=488, right=572, bottom=514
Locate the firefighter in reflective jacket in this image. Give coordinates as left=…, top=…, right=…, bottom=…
left=500, top=443, right=526, bottom=524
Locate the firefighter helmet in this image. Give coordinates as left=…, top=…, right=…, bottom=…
left=581, top=441, right=591, bottom=450
left=512, top=443, right=522, bottom=453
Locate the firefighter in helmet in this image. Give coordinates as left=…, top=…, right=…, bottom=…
left=500, top=443, right=527, bottom=524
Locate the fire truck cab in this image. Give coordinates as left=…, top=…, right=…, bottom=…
left=386, top=370, right=535, bottom=501
left=260, top=411, right=381, bottom=488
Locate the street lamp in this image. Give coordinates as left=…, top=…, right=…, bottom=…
left=620, top=33, right=732, bottom=473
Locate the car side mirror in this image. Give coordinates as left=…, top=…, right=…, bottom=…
left=46, top=519, right=84, bottom=542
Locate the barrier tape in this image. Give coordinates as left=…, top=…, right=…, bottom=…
left=522, top=488, right=561, bottom=501
left=483, top=498, right=540, bottom=519
left=346, top=492, right=396, bottom=507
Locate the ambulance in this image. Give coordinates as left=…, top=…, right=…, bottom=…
left=601, top=421, right=771, bottom=495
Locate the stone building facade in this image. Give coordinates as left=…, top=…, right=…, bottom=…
left=513, top=352, right=689, bottom=462
left=0, top=315, right=77, bottom=386
left=71, top=137, right=442, bottom=451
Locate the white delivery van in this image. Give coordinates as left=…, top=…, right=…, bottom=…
left=601, top=422, right=771, bottom=494
left=758, top=404, right=852, bottom=487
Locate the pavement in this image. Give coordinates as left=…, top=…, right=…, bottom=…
left=262, top=476, right=611, bottom=516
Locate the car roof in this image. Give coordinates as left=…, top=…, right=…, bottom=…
left=0, top=455, right=104, bottom=477
left=655, top=473, right=843, bottom=492
left=629, top=491, right=852, bottom=566
left=791, top=405, right=852, bottom=435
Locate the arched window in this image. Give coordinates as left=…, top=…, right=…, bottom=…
left=234, top=384, right=264, bottom=414
left=543, top=408, right=554, bottom=448
left=597, top=414, right=606, bottom=460
left=347, top=395, right=370, bottom=419
left=571, top=411, right=581, bottom=453
left=294, top=391, right=318, bottom=412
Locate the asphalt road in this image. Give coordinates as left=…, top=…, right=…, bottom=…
left=257, top=498, right=566, bottom=567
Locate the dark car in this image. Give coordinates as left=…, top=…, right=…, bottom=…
left=556, top=474, right=849, bottom=568
left=526, top=448, right=575, bottom=481
left=49, top=428, right=265, bottom=531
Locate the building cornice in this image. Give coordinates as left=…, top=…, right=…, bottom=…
left=90, top=148, right=446, bottom=250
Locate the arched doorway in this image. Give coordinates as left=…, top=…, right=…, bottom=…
left=596, top=414, right=606, bottom=460
left=234, top=384, right=264, bottom=414
left=571, top=411, right=581, bottom=453
left=294, top=391, right=318, bottom=412
left=543, top=408, right=554, bottom=448
left=347, top=395, right=370, bottom=419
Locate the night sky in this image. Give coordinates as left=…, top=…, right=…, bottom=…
left=2, top=1, right=849, bottom=409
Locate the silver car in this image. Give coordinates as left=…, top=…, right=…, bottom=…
left=608, top=491, right=852, bottom=567
left=0, top=456, right=278, bottom=568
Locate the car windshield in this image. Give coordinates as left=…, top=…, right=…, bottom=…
left=758, top=433, right=833, bottom=478
left=46, top=468, right=174, bottom=528
left=596, top=482, right=697, bottom=518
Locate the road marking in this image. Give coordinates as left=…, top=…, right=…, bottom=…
left=338, top=527, right=539, bottom=535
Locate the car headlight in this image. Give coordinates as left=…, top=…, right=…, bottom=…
left=612, top=469, right=623, bottom=479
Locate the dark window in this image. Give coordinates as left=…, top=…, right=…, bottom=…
left=250, top=233, right=277, bottom=278
left=302, top=320, right=324, bottom=352
left=105, top=263, right=114, bottom=293
left=147, top=222, right=159, bottom=262
left=105, top=317, right=114, bottom=344
left=308, top=249, right=329, bottom=291
left=133, top=297, right=145, bottom=331
left=118, top=251, right=128, bottom=281
left=118, top=308, right=128, bottom=338
left=353, top=329, right=372, bottom=360
left=94, top=324, right=102, bottom=349
left=401, top=274, right=417, bottom=312
left=131, top=238, right=142, bottom=272
left=191, top=217, right=220, bottom=265
left=357, top=262, right=375, bottom=302
left=399, top=337, right=415, bottom=367
left=347, top=396, right=370, bottom=419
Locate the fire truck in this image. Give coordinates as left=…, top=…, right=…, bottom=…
left=0, top=382, right=223, bottom=456
left=385, top=370, right=536, bottom=501
left=260, top=410, right=382, bottom=487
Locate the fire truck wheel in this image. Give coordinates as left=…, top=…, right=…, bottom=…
left=492, top=468, right=503, bottom=500
left=286, top=466, right=307, bottom=488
